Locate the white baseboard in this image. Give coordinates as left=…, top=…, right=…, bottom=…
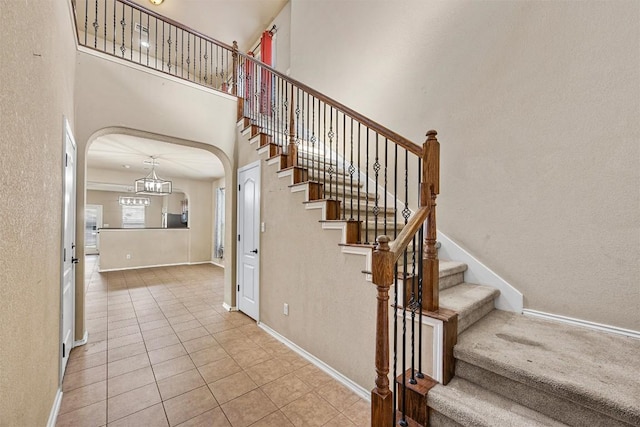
left=222, top=303, right=237, bottom=312
left=46, top=388, right=63, bottom=427
left=437, top=231, right=523, bottom=313
left=210, top=260, right=225, bottom=268
left=258, top=323, right=370, bottom=401
left=74, top=330, right=88, bottom=347
left=523, top=309, right=640, bottom=340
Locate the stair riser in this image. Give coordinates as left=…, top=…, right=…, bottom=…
left=439, top=272, right=464, bottom=290
left=428, top=410, right=464, bottom=427
left=457, top=300, right=494, bottom=334
left=454, top=360, right=632, bottom=427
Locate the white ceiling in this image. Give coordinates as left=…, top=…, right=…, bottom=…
left=88, top=134, right=224, bottom=181
left=128, top=0, right=288, bottom=51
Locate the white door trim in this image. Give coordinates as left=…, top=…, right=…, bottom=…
left=60, top=117, right=76, bottom=382
left=236, top=161, right=261, bottom=321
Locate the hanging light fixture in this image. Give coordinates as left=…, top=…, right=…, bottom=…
left=135, top=157, right=172, bottom=195
left=149, top=0, right=164, bottom=5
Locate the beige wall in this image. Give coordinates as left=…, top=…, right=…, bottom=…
left=289, top=1, right=640, bottom=330
left=0, top=1, right=77, bottom=425
left=211, top=177, right=226, bottom=263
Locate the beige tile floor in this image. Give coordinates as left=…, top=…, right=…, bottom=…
left=57, top=256, right=370, bottom=427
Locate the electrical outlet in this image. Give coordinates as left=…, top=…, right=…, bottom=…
left=126, top=254, right=131, bottom=259
left=283, top=303, right=289, bottom=316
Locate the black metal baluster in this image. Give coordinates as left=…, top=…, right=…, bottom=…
left=155, top=17, right=158, bottom=69
left=410, top=231, right=417, bottom=385
left=365, top=129, right=369, bottom=244
left=129, top=6, right=133, bottom=61
left=417, top=215, right=424, bottom=378
left=342, top=114, right=346, bottom=220
left=103, top=0, right=106, bottom=51
left=394, top=146, right=398, bottom=241
left=120, top=2, right=125, bottom=58
left=146, top=12, right=150, bottom=66
left=198, top=38, right=202, bottom=84
left=400, top=245, right=409, bottom=427
left=174, top=26, right=178, bottom=75
left=295, top=88, right=300, bottom=166
left=310, top=96, right=316, bottom=181
left=393, top=264, right=399, bottom=424
left=166, top=24, right=171, bottom=72
left=373, top=134, right=380, bottom=244
left=203, top=42, right=208, bottom=85
left=384, top=138, right=388, bottom=236
left=348, top=118, right=354, bottom=220
left=84, top=0, right=88, bottom=46
left=186, top=32, right=190, bottom=80
left=93, top=0, right=98, bottom=48
left=112, top=0, right=116, bottom=55
left=357, top=123, right=361, bottom=238
left=138, top=10, right=142, bottom=64
left=180, top=30, right=184, bottom=78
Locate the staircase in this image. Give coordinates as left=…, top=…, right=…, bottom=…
left=237, top=113, right=640, bottom=427
left=72, top=1, right=640, bottom=425
left=428, top=310, right=640, bottom=426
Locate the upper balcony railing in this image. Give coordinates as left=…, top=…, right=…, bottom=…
left=72, top=1, right=445, bottom=425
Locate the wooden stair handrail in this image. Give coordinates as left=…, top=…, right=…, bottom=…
left=388, top=206, right=430, bottom=264
left=236, top=52, right=422, bottom=157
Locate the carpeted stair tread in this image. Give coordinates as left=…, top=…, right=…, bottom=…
left=439, top=283, right=499, bottom=333
left=454, top=310, right=640, bottom=425
left=428, top=378, right=568, bottom=426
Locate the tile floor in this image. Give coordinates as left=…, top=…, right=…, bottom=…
left=56, top=257, right=370, bottom=426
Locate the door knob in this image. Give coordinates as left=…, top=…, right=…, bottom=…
left=250, top=249, right=258, bottom=254
left=71, top=257, right=79, bottom=264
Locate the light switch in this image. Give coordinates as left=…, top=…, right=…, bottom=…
left=261, top=222, right=266, bottom=232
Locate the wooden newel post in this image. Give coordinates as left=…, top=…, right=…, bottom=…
left=231, top=41, right=238, bottom=96
left=287, top=85, right=298, bottom=167
left=371, top=235, right=395, bottom=427
left=422, top=130, right=440, bottom=312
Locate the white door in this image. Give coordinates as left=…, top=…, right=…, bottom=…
left=237, top=162, right=260, bottom=320
left=85, top=204, right=102, bottom=255
left=61, top=119, right=77, bottom=377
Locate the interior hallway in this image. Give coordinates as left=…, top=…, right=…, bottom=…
left=57, top=258, right=370, bottom=426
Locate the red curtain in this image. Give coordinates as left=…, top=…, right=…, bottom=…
left=260, top=31, right=273, bottom=115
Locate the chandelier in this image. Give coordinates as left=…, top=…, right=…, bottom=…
left=135, top=158, right=172, bottom=195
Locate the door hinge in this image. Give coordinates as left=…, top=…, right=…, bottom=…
left=62, top=343, right=66, bottom=358
left=237, top=284, right=240, bottom=292
left=238, top=234, right=240, bottom=241
left=65, top=153, right=68, bottom=167
left=238, top=184, right=241, bottom=191
left=63, top=247, right=66, bottom=262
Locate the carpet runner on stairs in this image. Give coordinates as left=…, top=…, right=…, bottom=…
left=428, top=310, right=640, bottom=426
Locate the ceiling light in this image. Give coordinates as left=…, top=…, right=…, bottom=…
left=134, top=157, right=172, bottom=195
left=149, top=0, right=164, bottom=5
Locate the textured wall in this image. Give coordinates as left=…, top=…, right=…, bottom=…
left=289, top=0, right=640, bottom=330
left=0, top=1, right=77, bottom=425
